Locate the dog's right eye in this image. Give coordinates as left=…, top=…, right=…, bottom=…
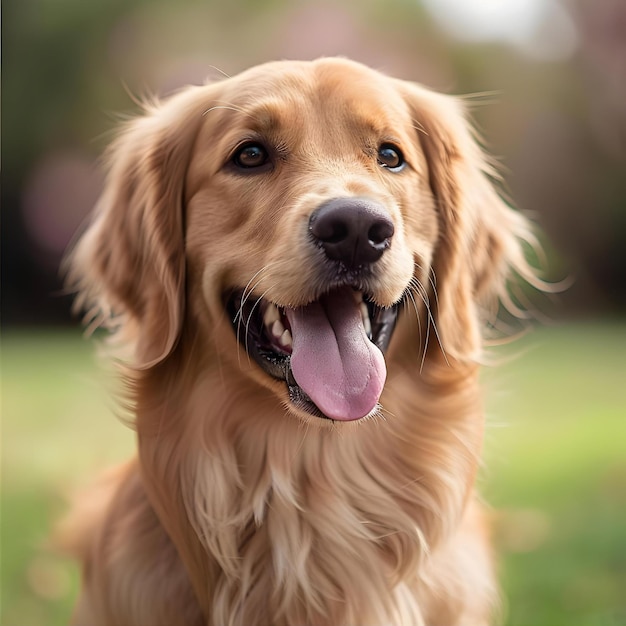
left=232, top=142, right=269, bottom=169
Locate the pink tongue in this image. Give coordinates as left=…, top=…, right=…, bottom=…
left=285, top=289, right=386, bottom=421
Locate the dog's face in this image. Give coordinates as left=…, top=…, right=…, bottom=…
left=71, top=58, right=534, bottom=425
left=184, top=60, right=438, bottom=422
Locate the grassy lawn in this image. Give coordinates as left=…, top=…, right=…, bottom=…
left=1, top=330, right=134, bottom=626
left=2, top=323, right=625, bottom=625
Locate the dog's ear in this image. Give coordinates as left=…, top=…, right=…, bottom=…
left=399, top=82, right=541, bottom=361
left=67, top=88, right=207, bottom=368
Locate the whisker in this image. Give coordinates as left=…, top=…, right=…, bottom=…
left=202, top=100, right=254, bottom=118
left=206, top=66, right=232, bottom=79
left=235, top=262, right=280, bottom=324
left=410, top=275, right=449, bottom=367
left=427, top=267, right=442, bottom=317
left=409, top=281, right=430, bottom=373
left=401, top=289, right=422, bottom=349
left=234, top=264, right=278, bottom=367
left=419, top=267, right=450, bottom=366
left=243, top=284, right=278, bottom=365
left=202, top=105, right=244, bottom=116
left=232, top=258, right=294, bottom=373
left=405, top=281, right=426, bottom=371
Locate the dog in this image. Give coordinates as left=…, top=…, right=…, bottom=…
left=65, top=57, right=542, bottom=625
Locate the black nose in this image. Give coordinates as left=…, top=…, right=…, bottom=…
left=309, top=198, right=395, bottom=269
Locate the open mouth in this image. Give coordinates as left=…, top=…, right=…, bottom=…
left=226, top=288, right=399, bottom=421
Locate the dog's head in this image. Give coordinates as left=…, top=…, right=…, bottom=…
left=69, top=58, right=538, bottom=424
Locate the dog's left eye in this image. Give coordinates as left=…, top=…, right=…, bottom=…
left=233, top=142, right=270, bottom=169
left=377, top=144, right=404, bottom=171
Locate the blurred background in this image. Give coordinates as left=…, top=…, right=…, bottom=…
left=2, top=1, right=625, bottom=625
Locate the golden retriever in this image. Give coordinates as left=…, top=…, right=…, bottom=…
left=65, top=57, right=542, bottom=626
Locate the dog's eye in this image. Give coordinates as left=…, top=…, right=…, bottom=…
left=233, top=142, right=269, bottom=169
left=377, top=144, right=404, bottom=171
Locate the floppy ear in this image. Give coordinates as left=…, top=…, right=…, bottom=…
left=67, top=87, right=207, bottom=368
left=400, top=82, right=542, bottom=361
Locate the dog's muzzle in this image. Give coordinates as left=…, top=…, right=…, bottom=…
left=227, top=197, right=400, bottom=422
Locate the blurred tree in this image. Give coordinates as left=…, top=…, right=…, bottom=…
left=2, top=0, right=625, bottom=326
left=2, top=0, right=151, bottom=323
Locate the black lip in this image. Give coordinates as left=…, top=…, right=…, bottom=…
left=226, top=289, right=399, bottom=419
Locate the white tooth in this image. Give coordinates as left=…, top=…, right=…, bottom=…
left=363, top=316, right=372, bottom=338
left=271, top=319, right=285, bottom=338
left=263, top=303, right=280, bottom=328
left=360, top=302, right=372, bottom=337
left=280, top=329, right=293, bottom=348
left=360, top=301, right=369, bottom=322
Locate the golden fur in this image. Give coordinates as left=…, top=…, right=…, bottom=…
left=65, top=58, right=541, bottom=625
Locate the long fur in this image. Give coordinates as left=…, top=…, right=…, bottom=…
left=64, top=58, right=544, bottom=626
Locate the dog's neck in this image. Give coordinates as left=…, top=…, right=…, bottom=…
left=132, top=337, right=482, bottom=625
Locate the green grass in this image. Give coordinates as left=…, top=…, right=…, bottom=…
left=1, top=331, right=134, bottom=626
left=2, top=324, right=625, bottom=626
left=481, top=322, right=626, bottom=626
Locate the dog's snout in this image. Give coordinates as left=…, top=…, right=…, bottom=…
left=309, top=198, right=394, bottom=268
